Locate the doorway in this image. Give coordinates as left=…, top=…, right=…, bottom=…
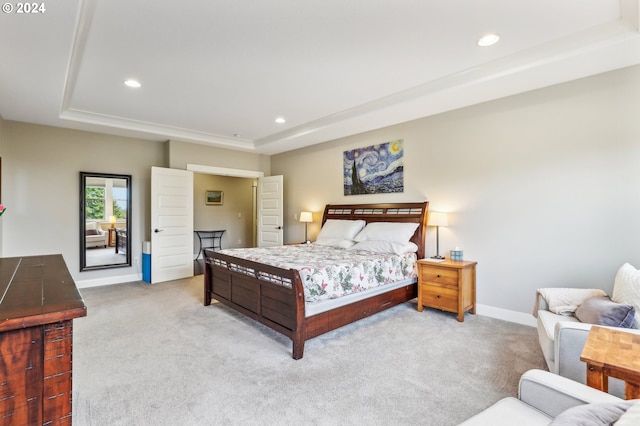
left=192, top=173, right=257, bottom=275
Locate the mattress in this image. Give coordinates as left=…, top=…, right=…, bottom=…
left=216, top=244, right=418, bottom=304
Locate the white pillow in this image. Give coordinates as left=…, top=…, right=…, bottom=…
left=316, top=219, right=366, bottom=241
left=348, top=240, right=418, bottom=255
left=353, top=222, right=419, bottom=245
left=612, top=263, right=640, bottom=329
left=313, top=238, right=355, bottom=249
left=615, top=400, right=640, bottom=426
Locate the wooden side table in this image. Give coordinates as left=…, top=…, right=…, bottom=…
left=108, top=227, right=116, bottom=247
left=580, top=326, right=640, bottom=399
left=416, top=259, right=477, bottom=322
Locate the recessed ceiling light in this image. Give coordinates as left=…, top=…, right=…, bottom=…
left=123, top=79, right=141, bottom=88
left=477, top=34, right=500, bottom=47
left=275, top=117, right=286, bottom=124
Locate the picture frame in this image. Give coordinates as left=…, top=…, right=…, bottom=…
left=206, top=190, right=224, bottom=205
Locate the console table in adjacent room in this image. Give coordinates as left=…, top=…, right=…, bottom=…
left=0, top=254, right=87, bottom=425
left=194, top=230, right=226, bottom=260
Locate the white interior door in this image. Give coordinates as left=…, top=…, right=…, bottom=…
left=257, top=175, right=283, bottom=247
left=151, top=167, right=194, bottom=283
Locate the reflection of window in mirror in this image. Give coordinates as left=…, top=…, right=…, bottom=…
left=80, top=172, right=132, bottom=271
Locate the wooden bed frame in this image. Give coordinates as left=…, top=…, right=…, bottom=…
left=203, top=201, right=429, bottom=359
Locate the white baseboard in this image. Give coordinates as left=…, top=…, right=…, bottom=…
left=76, top=273, right=142, bottom=289
left=476, top=303, right=537, bottom=327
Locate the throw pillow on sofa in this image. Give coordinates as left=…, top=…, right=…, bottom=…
left=615, top=400, right=640, bottom=426
left=612, top=263, right=640, bottom=328
left=574, top=296, right=636, bottom=328
left=549, top=400, right=635, bottom=426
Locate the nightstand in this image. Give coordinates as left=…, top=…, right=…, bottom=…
left=416, top=259, right=477, bottom=322
left=108, top=227, right=116, bottom=247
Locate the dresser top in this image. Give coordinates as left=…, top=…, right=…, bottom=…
left=0, top=254, right=86, bottom=332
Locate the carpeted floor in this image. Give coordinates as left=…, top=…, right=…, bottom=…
left=72, top=276, right=547, bottom=426
left=85, top=247, right=127, bottom=267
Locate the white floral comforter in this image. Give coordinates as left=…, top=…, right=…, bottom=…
left=217, top=244, right=417, bottom=303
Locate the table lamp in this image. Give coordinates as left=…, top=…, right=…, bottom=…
left=109, top=215, right=116, bottom=228
left=427, top=211, right=448, bottom=259
left=299, top=211, right=313, bottom=244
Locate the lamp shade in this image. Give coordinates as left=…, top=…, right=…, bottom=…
left=109, top=215, right=116, bottom=224
left=427, top=211, right=448, bottom=227
left=299, top=211, right=313, bottom=223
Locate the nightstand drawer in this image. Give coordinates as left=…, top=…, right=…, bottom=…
left=421, top=285, right=458, bottom=310
left=420, top=266, right=458, bottom=287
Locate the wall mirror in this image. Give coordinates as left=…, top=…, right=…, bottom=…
left=80, top=172, right=132, bottom=271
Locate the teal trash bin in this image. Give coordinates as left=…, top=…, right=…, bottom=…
left=142, top=241, right=151, bottom=283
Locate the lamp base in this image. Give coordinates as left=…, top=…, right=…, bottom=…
left=430, top=255, right=445, bottom=259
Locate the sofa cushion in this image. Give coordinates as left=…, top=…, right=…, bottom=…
left=458, top=397, right=552, bottom=426
left=574, top=296, right=636, bottom=328
left=86, top=229, right=99, bottom=236
left=549, top=400, right=633, bottom=425
left=612, top=263, right=640, bottom=328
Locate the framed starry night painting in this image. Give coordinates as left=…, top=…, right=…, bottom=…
left=343, top=139, right=404, bottom=196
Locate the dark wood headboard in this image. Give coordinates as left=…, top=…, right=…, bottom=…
left=322, top=202, right=429, bottom=259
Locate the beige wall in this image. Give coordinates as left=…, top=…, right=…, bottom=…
left=272, top=64, right=640, bottom=317
left=2, top=64, right=640, bottom=319
left=193, top=173, right=255, bottom=251
left=168, top=139, right=270, bottom=175
left=0, top=124, right=267, bottom=285
left=0, top=121, right=166, bottom=282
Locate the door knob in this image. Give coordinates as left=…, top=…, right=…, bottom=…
left=154, top=229, right=163, bottom=233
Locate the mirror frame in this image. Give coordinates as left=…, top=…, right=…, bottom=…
left=80, top=172, right=132, bottom=271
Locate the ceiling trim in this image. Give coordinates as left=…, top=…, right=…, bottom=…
left=60, top=108, right=256, bottom=151
left=186, top=164, right=264, bottom=178
left=56, top=0, right=640, bottom=156
left=60, top=0, right=97, bottom=117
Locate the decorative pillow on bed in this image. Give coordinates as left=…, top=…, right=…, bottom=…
left=316, top=219, right=366, bottom=242
left=313, top=238, right=356, bottom=249
left=353, top=222, right=419, bottom=245
left=612, top=263, right=640, bottom=329
left=348, top=240, right=418, bottom=255
left=574, top=296, right=636, bottom=328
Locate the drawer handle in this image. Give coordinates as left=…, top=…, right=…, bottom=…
left=436, top=295, right=441, bottom=299
left=436, top=274, right=441, bottom=278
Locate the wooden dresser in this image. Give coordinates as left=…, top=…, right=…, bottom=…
left=416, top=259, right=477, bottom=322
left=0, top=255, right=86, bottom=425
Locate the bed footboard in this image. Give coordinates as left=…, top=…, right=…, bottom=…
left=204, top=249, right=307, bottom=359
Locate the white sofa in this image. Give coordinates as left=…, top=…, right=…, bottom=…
left=535, top=263, right=640, bottom=398
left=86, top=222, right=108, bottom=248
left=460, top=369, right=631, bottom=425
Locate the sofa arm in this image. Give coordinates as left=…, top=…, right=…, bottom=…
left=554, top=321, right=593, bottom=381
left=518, top=369, right=621, bottom=418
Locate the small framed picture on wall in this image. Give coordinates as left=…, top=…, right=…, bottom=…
left=206, top=190, right=223, bottom=205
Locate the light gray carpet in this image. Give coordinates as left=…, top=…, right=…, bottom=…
left=85, top=247, right=126, bottom=267
left=72, top=276, right=547, bottom=426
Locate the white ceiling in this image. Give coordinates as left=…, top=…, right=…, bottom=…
left=1, top=0, right=639, bottom=155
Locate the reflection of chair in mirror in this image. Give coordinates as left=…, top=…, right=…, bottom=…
left=115, top=228, right=127, bottom=255
left=86, top=222, right=108, bottom=248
